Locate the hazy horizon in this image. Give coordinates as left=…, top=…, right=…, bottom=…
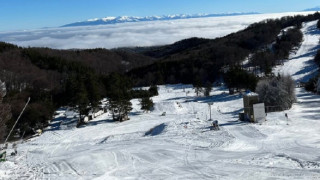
left=0, top=0, right=319, bottom=31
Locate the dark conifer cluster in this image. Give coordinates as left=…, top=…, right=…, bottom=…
left=224, top=67, right=258, bottom=92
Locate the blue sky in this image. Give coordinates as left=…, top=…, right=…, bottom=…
left=0, top=0, right=319, bottom=31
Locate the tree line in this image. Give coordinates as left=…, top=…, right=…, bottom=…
left=0, top=44, right=157, bottom=141
left=224, top=67, right=258, bottom=92
left=249, top=27, right=303, bottom=75
left=0, top=81, right=11, bottom=142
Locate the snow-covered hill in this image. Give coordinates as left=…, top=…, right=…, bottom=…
left=1, top=21, right=320, bottom=180
left=62, top=13, right=258, bottom=27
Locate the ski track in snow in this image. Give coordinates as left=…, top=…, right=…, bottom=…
left=1, top=21, right=320, bottom=180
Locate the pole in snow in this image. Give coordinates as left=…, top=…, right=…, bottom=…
left=208, top=102, right=213, bottom=120
left=4, top=97, right=30, bottom=144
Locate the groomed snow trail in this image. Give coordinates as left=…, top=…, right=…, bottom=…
left=273, top=20, right=320, bottom=82
left=1, top=21, right=320, bottom=180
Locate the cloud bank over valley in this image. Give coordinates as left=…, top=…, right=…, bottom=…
left=0, top=12, right=314, bottom=49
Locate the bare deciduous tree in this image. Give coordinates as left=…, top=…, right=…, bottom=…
left=256, top=75, right=296, bottom=111
left=0, top=81, right=11, bottom=142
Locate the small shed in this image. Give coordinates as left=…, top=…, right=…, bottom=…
left=242, top=92, right=265, bottom=123
left=253, top=103, right=266, bottom=123
left=243, top=92, right=259, bottom=122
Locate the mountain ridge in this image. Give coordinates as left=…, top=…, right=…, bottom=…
left=62, top=12, right=259, bottom=27
left=304, top=6, right=320, bottom=11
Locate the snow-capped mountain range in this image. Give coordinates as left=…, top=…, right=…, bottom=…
left=62, top=12, right=258, bottom=27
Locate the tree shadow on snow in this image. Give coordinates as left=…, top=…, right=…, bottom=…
left=219, top=108, right=244, bottom=116
left=219, top=120, right=247, bottom=127
left=300, top=100, right=320, bottom=106
left=144, top=123, right=167, bottom=136
left=298, top=96, right=320, bottom=100
left=306, top=24, right=320, bottom=36
left=303, top=114, right=320, bottom=120
left=170, top=84, right=193, bottom=90
left=183, top=93, right=241, bottom=104
left=290, top=49, right=319, bottom=61
left=83, top=119, right=116, bottom=127
left=297, top=92, right=315, bottom=98
left=293, top=58, right=317, bottom=72
left=162, top=84, right=193, bottom=90
left=302, top=110, right=320, bottom=114
left=45, top=116, right=65, bottom=131
left=129, top=111, right=143, bottom=116
left=61, top=118, right=78, bottom=126
left=298, top=70, right=318, bottom=82
left=45, top=121, right=62, bottom=131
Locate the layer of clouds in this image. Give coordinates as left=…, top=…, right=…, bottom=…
left=0, top=12, right=314, bottom=49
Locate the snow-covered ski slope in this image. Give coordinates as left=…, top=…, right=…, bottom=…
left=273, top=20, right=320, bottom=82
left=1, top=22, right=320, bottom=180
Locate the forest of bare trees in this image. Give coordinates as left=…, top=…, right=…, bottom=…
left=256, top=75, right=296, bottom=111
left=0, top=81, right=11, bottom=142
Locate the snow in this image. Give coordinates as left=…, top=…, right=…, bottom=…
left=245, top=92, right=258, bottom=96
left=1, top=18, right=320, bottom=180
left=102, top=17, right=116, bottom=22
left=87, top=18, right=100, bottom=22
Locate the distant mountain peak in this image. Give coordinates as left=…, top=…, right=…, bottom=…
left=304, top=6, right=320, bottom=11
left=62, top=12, right=259, bottom=27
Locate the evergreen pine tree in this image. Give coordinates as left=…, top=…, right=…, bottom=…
left=140, top=97, right=154, bottom=113
left=148, top=85, right=158, bottom=96
left=106, top=73, right=132, bottom=122
left=65, top=74, right=91, bottom=126
left=76, top=82, right=90, bottom=125
left=204, top=82, right=212, bottom=96
left=117, top=100, right=132, bottom=121
left=193, top=77, right=203, bottom=96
